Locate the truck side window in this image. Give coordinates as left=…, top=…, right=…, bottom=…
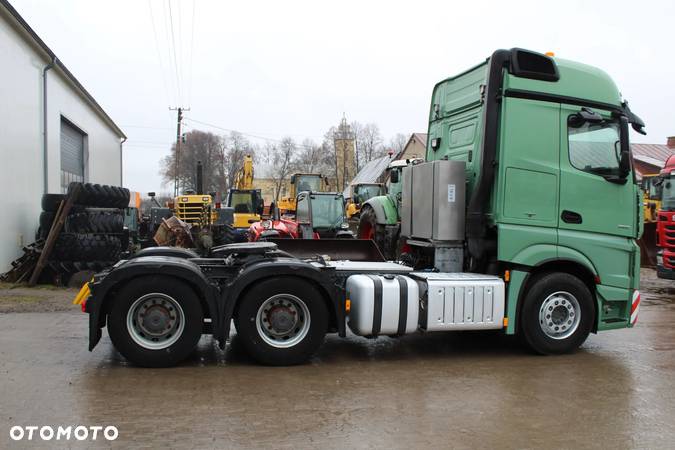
left=568, top=119, right=621, bottom=176
left=296, top=196, right=309, bottom=223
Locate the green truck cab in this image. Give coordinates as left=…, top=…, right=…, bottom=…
left=366, top=48, right=644, bottom=336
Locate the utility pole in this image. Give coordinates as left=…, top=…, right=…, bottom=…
left=170, top=106, right=190, bottom=196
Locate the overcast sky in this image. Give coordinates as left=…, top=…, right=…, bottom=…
left=11, top=0, right=675, bottom=194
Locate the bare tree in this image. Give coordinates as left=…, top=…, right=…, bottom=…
left=355, top=123, right=384, bottom=167
left=159, top=130, right=225, bottom=194
left=264, top=137, right=298, bottom=201
left=295, top=139, right=324, bottom=173
left=388, top=133, right=408, bottom=157
left=224, top=131, right=254, bottom=190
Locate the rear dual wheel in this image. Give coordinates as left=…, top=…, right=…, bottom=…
left=235, top=278, right=328, bottom=366
left=108, top=277, right=203, bottom=367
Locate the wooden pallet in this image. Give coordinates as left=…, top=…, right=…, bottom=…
left=0, top=241, right=43, bottom=283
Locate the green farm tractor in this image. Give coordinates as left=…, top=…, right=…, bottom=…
left=357, top=158, right=422, bottom=260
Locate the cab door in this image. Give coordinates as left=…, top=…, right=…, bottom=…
left=558, top=104, right=637, bottom=289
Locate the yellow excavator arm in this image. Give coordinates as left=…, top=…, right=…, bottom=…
left=234, top=155, right=255, bottom=190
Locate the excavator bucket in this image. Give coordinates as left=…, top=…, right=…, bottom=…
left=269, top=238, right=386, bottom=262
left=639, top=222, right=658, bottom=267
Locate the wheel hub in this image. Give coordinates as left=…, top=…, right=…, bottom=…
left=538, top=291, right=580, bottom=340
left=127, top=293, right=185, bottom=350
left=256, top=294, right=311, bottom=348
left=266, top=305, right=297, bottom=335
left=140, top=304, right=175, bottom=335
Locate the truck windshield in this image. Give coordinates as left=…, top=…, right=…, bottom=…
left=296, top=176, right=322, bottom=193
left=354, top=185, right=382, bottom=203
left=662, top=177, right=675, bottom=211
left=568, top=120, right=622, bottom=176
left=311, top=195, right=344, bottom=229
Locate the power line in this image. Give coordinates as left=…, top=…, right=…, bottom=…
left=166, top=0, right=182, bottom=104
left=161, top=0, right=178, bottom=103
left=120, top=124, right=175, bottom=130
left=184, top=117, right=320, bottom=150
left=188, top=0, right=196, bottom=106
left=147, top=0, right=171, bottom=107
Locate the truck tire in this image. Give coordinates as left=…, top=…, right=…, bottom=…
left=520, top=272, right=595, bottom=355
left=234, top=277, right=328, bottom=366
left=41, top=193, right=65, bottom=212
left=107, top=276, right=204, bottom=367
left=358, top=206, right=391, bottom=259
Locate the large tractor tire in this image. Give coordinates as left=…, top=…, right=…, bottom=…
left=234, top=277, right=328, bottom=366
left=65, top=210, right=124, bottom=233
left=357, top=206, right=393, bottom=260
left=520, top=272, right=595, bottom=355
left=67, top=182, right=131, bottom=208
left=41, top=194, right=66, bottom=212
left=52, top=233, right=121, bottom=261
left=37, top=212, right=56, bottom=239
left=107, top=276, right=204, bottom=367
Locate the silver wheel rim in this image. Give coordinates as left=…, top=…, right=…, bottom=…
left=126, top=293, right=185, bottom=350
left=255, top=294, right=310, bottom=348
left=538, top=291, right=581, bottom=340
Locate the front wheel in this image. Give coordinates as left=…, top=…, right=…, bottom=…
left=234, top=278, right=328, bottom=365
left=107, top=276, right=203, bottom=367
left=520, top=272, right=595, bottom=354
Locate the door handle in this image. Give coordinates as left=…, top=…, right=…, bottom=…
left=561, top=210, right=582, bottom=224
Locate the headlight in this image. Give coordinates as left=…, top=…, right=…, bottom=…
left=341, top=222, right=350, bottom=229
left=181, top=197, right=189, bottom=202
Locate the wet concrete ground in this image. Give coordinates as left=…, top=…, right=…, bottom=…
left=1, top=271, right=674, bottom=449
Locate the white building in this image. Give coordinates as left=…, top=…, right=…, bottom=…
left=0, top=0, right=126, bottom=272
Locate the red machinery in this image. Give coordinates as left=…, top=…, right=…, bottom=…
left=656, top=155, right=675, bottom=279
left=249, top=192, right=353, bottom=241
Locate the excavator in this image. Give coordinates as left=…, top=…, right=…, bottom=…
left=276, top=173, right=329, bottom=214
left=225, top=155, right=263, bottom=242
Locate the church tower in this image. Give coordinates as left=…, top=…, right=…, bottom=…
left=333, top=115, right=356, bottom=192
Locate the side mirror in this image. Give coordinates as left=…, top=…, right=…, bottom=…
left=618, top=116, right=631, bottom=179
left=390, top=170, right=399, bottom=183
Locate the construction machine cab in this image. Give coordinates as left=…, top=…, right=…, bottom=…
left=346, top=183, right=385, bottom=219
left=296, top=191, right=351, bottom=239
left=278, top=173, right=329, bottom=213
left=226, top=188, right=263, bottom=225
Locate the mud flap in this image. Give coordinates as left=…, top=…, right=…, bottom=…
left=638, top=222, right=657, bottom=267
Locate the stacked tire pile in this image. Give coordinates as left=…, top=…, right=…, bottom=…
left=40, top=183, right=130, bottom=278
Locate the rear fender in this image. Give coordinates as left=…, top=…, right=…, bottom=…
left=86, top=256, right=218, bottom=351
left=220, top=258, right=342, bottom=343
left=363, top=196, right=397, bottom=225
